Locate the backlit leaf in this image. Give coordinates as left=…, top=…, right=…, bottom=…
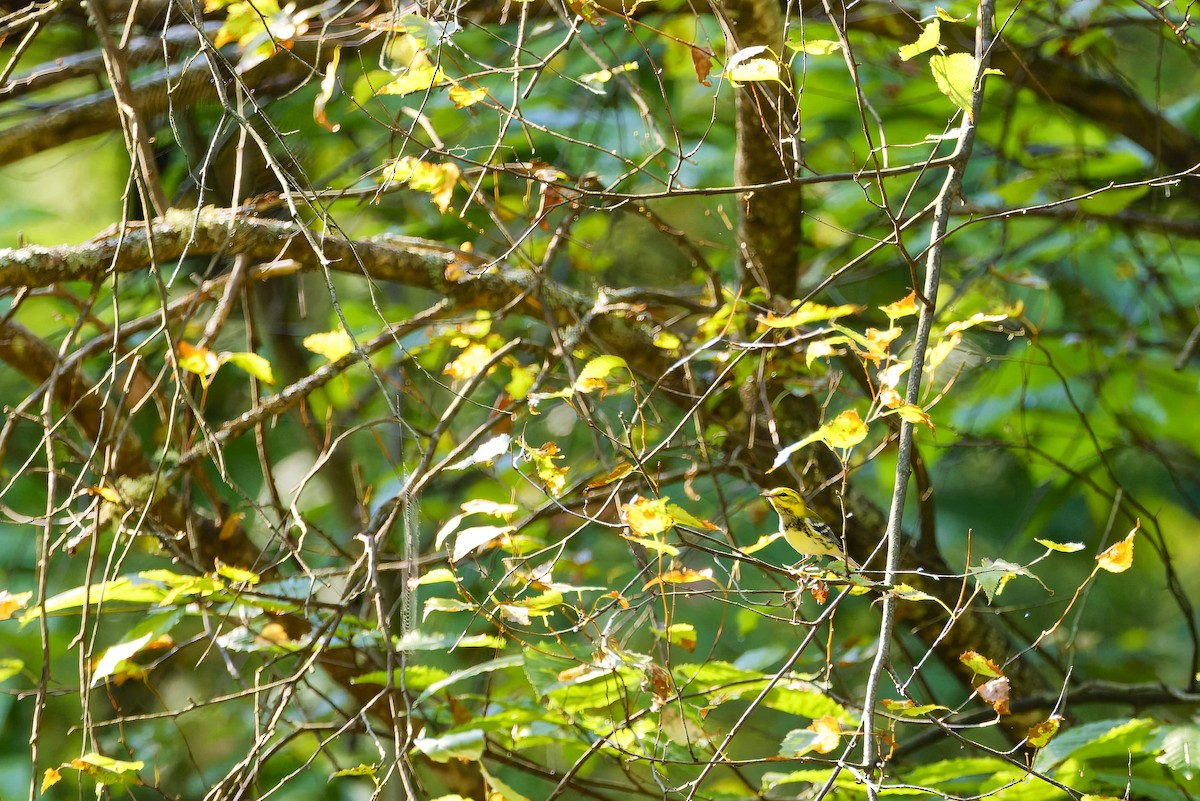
left=929, top=53, right=1001, bottom=119
left=304, top=329, right=355, bottom=361
left=0, top=590, right=32, bottom=620
left=757, top=302, right=864, bottom=329
left=960, top=650, right=1003, bottom=678
left=899, top=19, right=940, bottom=61
left=624, top=496, right=673, bottom=537
left=226, top=351, right=275, bottom=384
left=1098, top=525, right=1137, bottom=573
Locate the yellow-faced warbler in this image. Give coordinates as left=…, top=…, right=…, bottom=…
left=761, top=487, right=860, bottom=570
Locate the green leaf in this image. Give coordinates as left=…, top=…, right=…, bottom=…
left=762, top=769, right=857, bottom=791
left=352, top=664, right=450, bottom=689
left=413, top=729, right=485, bottom=762
left=784, top=35, right=842, bottom=55
left=453, top=524, right=513, bottom=562
left=972, top=558, right=1046, bottom=603
left=377, top=64, right=449, bottom=96
left=416, top=568, right=457, bottom=586
left=903, top=757, right=1013, bottom=787
left=330, top=763, right=380, bottom=779
left=398, top=630, right=505, bottom=651
left=1157, top=724, right=1200, bottom=779
left=67, top=753, right=144, bottom=789
left=1033, top=718, right=1158, bottom=772
left=762, top=684, right=853, bottom=722
left=889, top=583, right=954, bottom=616
left=91, top=610, right=182, bottom=686
left=523, top=646, right=641, bottom=713
left=415, top=654, right=524, bottom=703
left=23, top=576, right=169, bottom=623
left=481, top=765, right=532, bottom=801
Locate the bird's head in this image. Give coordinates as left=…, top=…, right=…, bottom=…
left=761, top=487, right=807, bottom=515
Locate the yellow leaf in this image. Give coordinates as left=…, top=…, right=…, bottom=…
left=178, top=341, right=221, bottom=379
left=929, top=53, right=1002, bottom=120
left=882, top=698, right=950, bottom=716
left=899, top=19, right=940, bottom=61
left=624, top=535, right=680, bottom=557
left=382, top=156, right=460, bottom=213
left=757, top=302, right=864, bottom=329
left=313, top=46, right=342, bottom=132
left=809, top=716, right=842, bottom=754
left=42, top=767, right=62, bottom=792
left=448, top=84, right=489, bottom=107
left=818, top=409, right=868, bottom=450
left=214, top=561, right=260, bottom=585
left=935, top=6, right=968, bottom=22
left=225, top=351, right=275, bottom=384
left=864, top=326, right=902, bottom=359
left=643, top=567, right=715, bottom=590
left=1027, top=715, right=1063, bottom=749
left=787, top=38, right=842, bottom=55
left=624, top=496, right=673, bottom=537
left=726, top=47, right=784, bottom=86
left=945, top=309, right=1011, bottom=334
left=1035, top=538, right=1086, bottom=553
left=376, top=64, right=449, bottom=96
left=304, top=329, right=355, bottom=361
left=573, top=355, right=630, bottom=394
left=1097, top=524, right=1137, bottom=573
left=0, top=590, right=32, bottom=621
left=741, top=532, right=783, bottom=555
left=580, top=61, right=638, bottom=84
left=663, top=623, right=696, bottom=651
left=894, top=403, right=933, bottom=429
left=878, top=388, right=903, bottom=408
left=959, top=650, right=1003, bottom=678
left=805, top=339, right=842, bottom=366
left=653, top=330, right=681, bottom=350
left=880, top=291, right=919, bottom=319
left=522, top=440, right=568, bottom=496
left=444, top=343, right=495, bottom=380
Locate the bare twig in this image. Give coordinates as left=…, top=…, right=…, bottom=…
left=861, top=0, right=997, bottom=790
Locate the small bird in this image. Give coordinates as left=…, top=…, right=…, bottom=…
left=761, top=487, right=860, bottom=570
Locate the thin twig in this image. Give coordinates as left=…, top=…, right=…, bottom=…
left=860, top=0, right=997, bottom=793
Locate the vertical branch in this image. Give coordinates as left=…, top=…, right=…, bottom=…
left=713, top=0, right=804, bottom=297
left=860, top=0, right=997, bottom=787
left=82, top=0, right=168, bottom=217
